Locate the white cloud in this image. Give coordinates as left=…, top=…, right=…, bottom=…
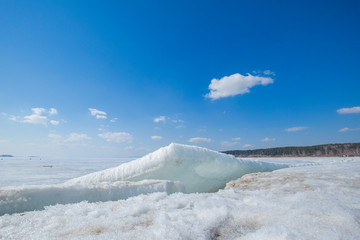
left=151, top=136, right=163, bottom=140
left=337, top=106, right=360, bottom=114
left=339, top=127, right=351, bottom=132
left=23, top=108, right=48, bottom=125
left=242, top=144, right=253, bottom=148
left=96, top=115, right=107, bottom=119
left=205, top=73, right=274, bottom=100
left=125, top=146, right=135, bottom=150
left=263, top=70, right=275, bottom=76
left=110, top=118, right=118, bottom=123
left=31, top=108, right=46, bottom=115
left=172, top=119, right=184, bottom=123
left=154, top=116, right=166, bottom=123
left=339, top=127, right=360, bottom=132
left=64, top=133, right=92, bottom=142
left=8, top=115, right=20, bottom=122
left=232, top=137, right=241, bottom=141
left=7, top=108, right=59, bottom=126
left=221, top=141, right=239, bottom=147
left=188, top=137, right=212, bottom=143
left=48, top=133, right=62, bottom=143
left=261, top=137, right=275, bottom=142
left=98, top=132, right=133, bottom=143
left=49, top=108, right=58, bottom=115
left=89, top=108, right=107, bottom=119
left=176, top=125, right=186, bottom=129
left=285, top=126, right=308, bottom=132
left=0, top=139, right=8, bottom=143
left=49, top=120, right=59, bottom=126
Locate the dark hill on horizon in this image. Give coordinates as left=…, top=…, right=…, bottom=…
left=223, top=143, right=360, bottom=157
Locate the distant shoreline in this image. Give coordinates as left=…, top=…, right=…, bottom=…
left=222, top=142, right=360, bottom=158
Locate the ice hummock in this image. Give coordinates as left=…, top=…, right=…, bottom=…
left=67, top=143, right=287, bottom=193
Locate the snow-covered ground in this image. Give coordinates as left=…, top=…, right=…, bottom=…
left=1, top=143, right=360, bottom=239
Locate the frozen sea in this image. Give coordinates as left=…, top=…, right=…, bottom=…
left=1, top=143, right=360, bottom=239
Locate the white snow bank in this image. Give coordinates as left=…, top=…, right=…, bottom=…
left=67, top=143, right=286, bottom=193
left=0, top=180, right=184, bottom=216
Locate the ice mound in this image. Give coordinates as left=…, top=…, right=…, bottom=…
left=67, top=143, right=287, bottom=193
left=0, top=180, right=184, bottom=216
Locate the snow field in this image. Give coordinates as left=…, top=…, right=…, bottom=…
left=1, top=158, right=360, bottom=239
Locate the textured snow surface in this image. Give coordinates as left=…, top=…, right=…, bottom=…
left=0, top=180, right=185, bottom=216
left=1, top=157, right=360, bottom=239
left=67, top=143, right=285, bottom=193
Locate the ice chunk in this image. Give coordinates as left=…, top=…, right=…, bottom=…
left=0, top=180, right=184, bottom=216
left=67, top=143, right=286, bottom=193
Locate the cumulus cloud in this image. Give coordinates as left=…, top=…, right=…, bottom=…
left=151, top=136, right=163, bottom=140
left=154, top=116, right=166, bottom=123
left=337, top=106, right=360, bottom=114
left=205, top=73, right=274, bottom=100
left=98, top=132, right=133, bottom=143
left=285, top=126, right=308, bottom=132
left=64, top=133, right=92, bottom=142
left=9, top=108, right=59, bottom=126
left=188, top=137, right=212, bottom=143
left=89, top=108, right=107, bottom=119
left=23, top=110, right=48, bottom=125
left=261, top=137, right=275, bottom=142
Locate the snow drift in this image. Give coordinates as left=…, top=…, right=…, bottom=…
left=67, top=143, right=287, bottom=193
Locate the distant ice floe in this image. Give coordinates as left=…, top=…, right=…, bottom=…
left=0, top=143, right=286, bottom=215
left=67, top=143, right=287, bottom=193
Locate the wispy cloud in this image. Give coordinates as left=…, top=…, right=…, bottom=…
left=49, top=120, right=59, bottom=126
left=232, top=137, right=241, bottom=141
left=154, top=116, right=166, bottom=123
left=285, top=126, right=308, bottom=132
left=8, top=108, right=59, bottom=126
left=188, top=137, right=212, bottom=143
left=64, top=133, right=92, bottom=142
left=205, top=73, right=274, bottom=100
left=110, top=118, right=118, bottom=123
left=151, top=136, right=163, bottom=140
left=261, top=137, right=275, bottom=142
left=337, top=106, right=360, bottom=114
left=49, top=108, right=58, bottom=115
left=338, top=127, right=360, bottom=132
left=89, top=108, right=107, bottom=119
left=98, top=132, right=133, bottom=143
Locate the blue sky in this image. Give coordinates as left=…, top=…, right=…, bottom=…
left=0, top=0, right=359, bottom=157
